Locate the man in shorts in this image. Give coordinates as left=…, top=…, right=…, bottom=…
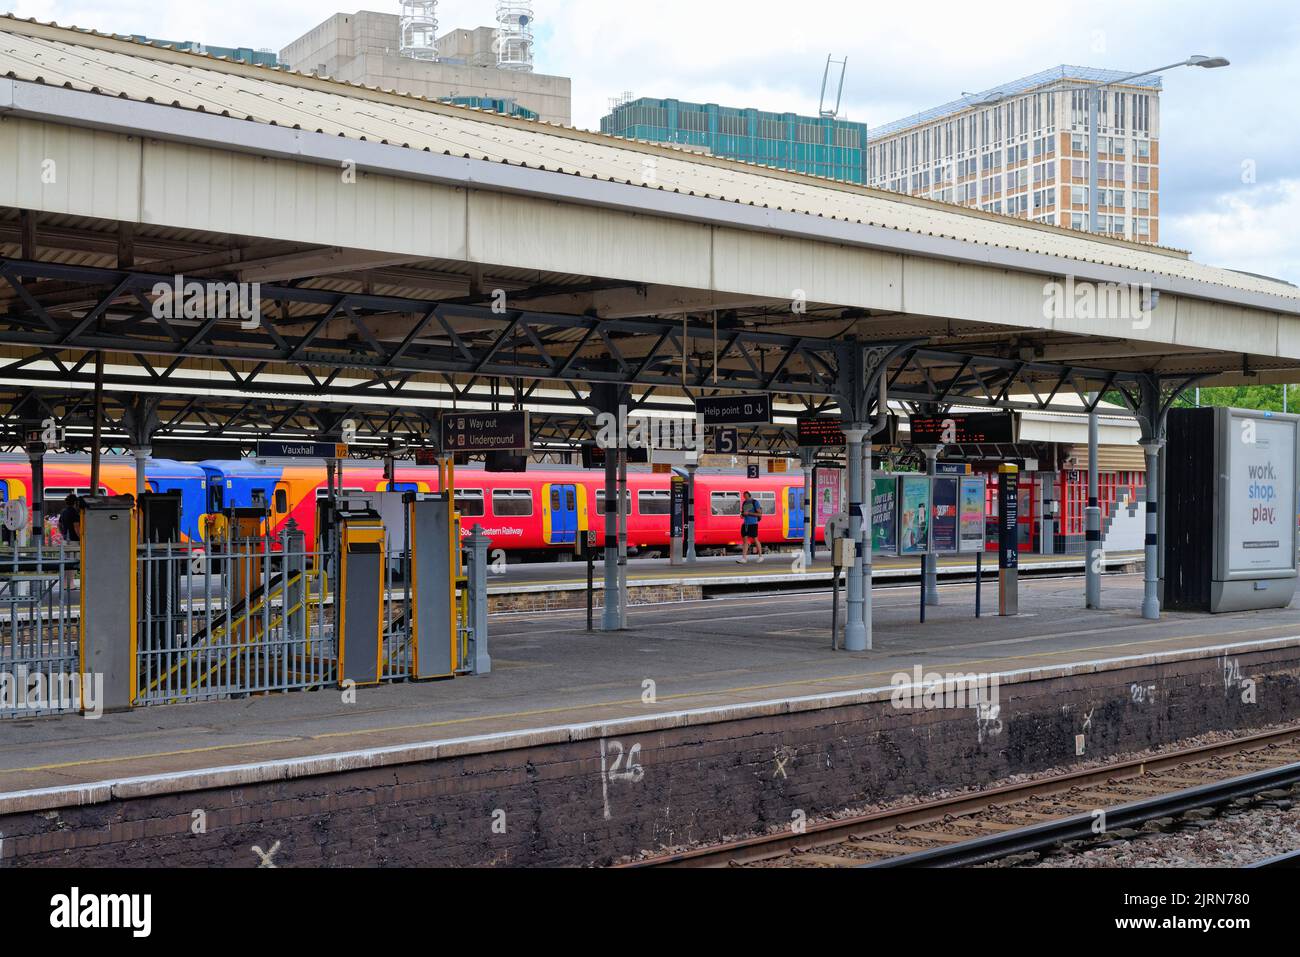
left=737, top=490, right=764, bottom=563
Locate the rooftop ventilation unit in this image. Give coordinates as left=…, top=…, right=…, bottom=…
left=496, top=2, right=535, bottom=72
left=400, top=0, right=439, bottom=61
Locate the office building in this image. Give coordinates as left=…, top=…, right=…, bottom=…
left=600, top=96, right=870, bottom=184
left=868, top=66, right=1161, bottom=243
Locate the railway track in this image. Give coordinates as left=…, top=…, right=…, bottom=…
left=627, top=725, right=1300, bottom=868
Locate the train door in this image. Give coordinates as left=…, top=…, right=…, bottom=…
left=785, top=486, right=806, bottom=540
left=1017, top=474, right=1038, bottom=553
left=272, top=481, right=292, bottom=533
left=543, top=483, right=578, bottom=546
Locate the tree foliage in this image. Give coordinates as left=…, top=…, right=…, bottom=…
left=1170, top=385, right=1297, bottom=412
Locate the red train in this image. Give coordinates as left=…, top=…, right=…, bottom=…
left=0, top=455, right=823, bottom=557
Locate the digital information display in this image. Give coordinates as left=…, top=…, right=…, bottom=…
left=797, top=417, right=846, bottom=447
left=910, top=412, right=1018, bottom=445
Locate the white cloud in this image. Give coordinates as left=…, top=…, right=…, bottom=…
left=1165, top=180, right=1300, bottom=286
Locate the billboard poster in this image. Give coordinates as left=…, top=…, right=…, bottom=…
left=871, top=476, right=897, bottom=553
left=931, top=477, right=959, bottom=553
left=958, top=477, right=987, bottom=553
left=898, top=475, right=931, bottom=555
left=815, top=467, right=842, bottom=526
left=1227, top=413, right=1297, bottom=575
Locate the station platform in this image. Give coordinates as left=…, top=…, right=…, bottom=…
left=2, top=572, right=1298, bottom=866
left=0, top=572, right=1292, bottom=796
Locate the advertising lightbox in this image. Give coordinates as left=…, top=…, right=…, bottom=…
left=958, top=476, right=987, bottom=554
left=1221, top=410, right=1298, bottom=579
left=898, top=475, right=931, bottom=556
left=931, top=477, right=959, bottom=554
left=871, top=476, right=898, bottom=554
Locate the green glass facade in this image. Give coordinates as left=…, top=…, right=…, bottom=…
left=600, top=97, right=869, bottom=184
left=441, top=97, right=539, bottom=120
left=131, top=36, right=281, bottom=67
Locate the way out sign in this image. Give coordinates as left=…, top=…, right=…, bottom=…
left=440, top=411, right=532, bottom=453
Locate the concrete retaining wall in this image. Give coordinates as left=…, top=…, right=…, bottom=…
left=1, top=640, right=1296, bottom=867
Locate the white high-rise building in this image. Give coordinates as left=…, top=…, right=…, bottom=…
left=868, top=66, right=1162, bottom=244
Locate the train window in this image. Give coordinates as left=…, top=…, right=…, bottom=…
left=756, top=492, right=777, bottom=515
left=43, top=487, right=107, bottom=501
left=457, top=489, right=485, bottom=517
left=492, top=489, right=533, bottom=517
left=209, top=484, right=224, bottom=512
left=565, top=489, right=576, bottom=511
left=594, top=489, right=631, bottom=513
left=275, top=489, right=288, bottom=514
left=550, top=488, right=561, bottom=511
left=638, top=490, right=671, bottom=515
left=315, top=487, right=366, bottom=499
left=711, top=491, right=742, bottom=516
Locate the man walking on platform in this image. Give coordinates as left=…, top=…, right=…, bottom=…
left=737, top=490, right=764, bottom=563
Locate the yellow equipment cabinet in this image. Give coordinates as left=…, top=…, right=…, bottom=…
left=336, top=508, right=386, bottom=688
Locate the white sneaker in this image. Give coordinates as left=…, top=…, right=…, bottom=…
left=755, top=553, right=765, bottom=563
left=736, top=557, right=747, bottom=564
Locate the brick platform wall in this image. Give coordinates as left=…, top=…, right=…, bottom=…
left=2, top=643, right=1297, bottom=867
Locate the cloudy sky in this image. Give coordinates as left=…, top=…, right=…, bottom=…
left=10, top=0, right=1298, bottom=283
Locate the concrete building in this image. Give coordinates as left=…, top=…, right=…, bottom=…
left=600, top=97, right=870, bottom=184
left=279, top=10, right=571, bottom=125
left=868, top=66, right=1161, bottom=244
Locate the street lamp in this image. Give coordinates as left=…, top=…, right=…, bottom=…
left=1086, top=55, right=1229, bottom=236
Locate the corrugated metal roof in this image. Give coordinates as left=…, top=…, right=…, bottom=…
left=2, top=17, right=1295, bottom=305
left=871, top=64, right=1163, bottom=139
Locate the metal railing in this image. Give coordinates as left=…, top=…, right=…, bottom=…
left=136, top=530, right=334, bottom=705
left=0, top=541, right=80, bottom=718
left=3, top=507, right=478, bottom=717
left=136, top=528, right=422, bottom=706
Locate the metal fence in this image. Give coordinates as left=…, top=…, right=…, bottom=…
left=0, top=542, right=81, bottom=718
left=135, top=529, right=418, bottom=707
left=2, top=509, right=476, bottom=718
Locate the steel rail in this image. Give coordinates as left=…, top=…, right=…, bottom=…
left=870, top=758, right=1300, bottom=868
left=626, top=724, right=1300, bottom=868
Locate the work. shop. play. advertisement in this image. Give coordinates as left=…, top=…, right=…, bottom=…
left=1229, top=414, right=1297, bottom=574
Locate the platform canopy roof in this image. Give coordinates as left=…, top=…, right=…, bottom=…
left=1, top=16, right=1298, bottom=452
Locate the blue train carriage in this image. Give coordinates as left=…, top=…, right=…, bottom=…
left=142, top=459, right=209, bottom=543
